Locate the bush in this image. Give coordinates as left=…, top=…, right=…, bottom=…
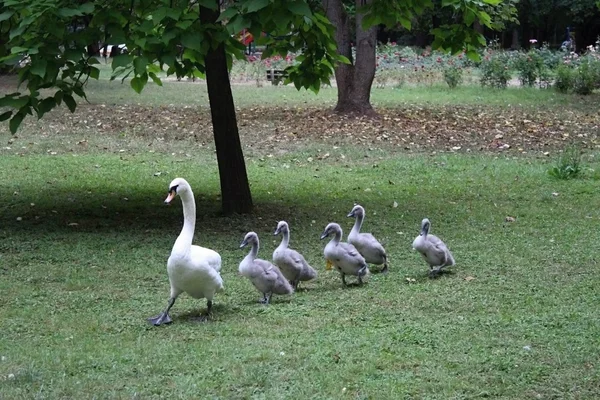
left=443, top=64, right=463, bottom=89
left=554, top=64, right=574, bottom=93
left=572, top=57, right=600, bottom=95
left=480, top=53, right=511, bottom=89
left=513, top=50, right=549, bottom=87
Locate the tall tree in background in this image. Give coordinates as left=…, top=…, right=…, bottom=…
left=322, top=0, right=517, bottom=115
left=0, top=0, right=341, bottom=214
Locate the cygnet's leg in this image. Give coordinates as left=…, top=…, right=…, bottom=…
left=357, top=265, right=368, bottom=285
left=147, top=297, right=176, bottom=326
left=341, top=273, right=347, bottom=286
left=259, top=293, right=272, bottom=304
left=429, top=266, right=442, bottom=278
left=381, top=257, right=389, bottom=274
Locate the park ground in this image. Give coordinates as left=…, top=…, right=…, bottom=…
left=1, top=77, right=600, bottom=399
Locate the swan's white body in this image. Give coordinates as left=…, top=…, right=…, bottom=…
left=240, top=232, right=293, bottom=303
left=321, top=223, right=369, bottom=285
left=272, top=221, right=317, bottom=287
left=347, top=205, right=388, bottom=271
left=166, top=179, right=223, bottom=301
left=148, top=177, right=223, bottom=326
left=412, top=218, right=455, bottom=275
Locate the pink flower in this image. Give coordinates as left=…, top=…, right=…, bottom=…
left=391, top=42, right=397, bottom=46
left=529, top=39, right=538, bottom=44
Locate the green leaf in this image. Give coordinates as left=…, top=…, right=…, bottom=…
left=399, top=16, right=412, bottom=30
left=37, top=97, right=56, bottom=118
left=287, top=1, right=312, bottom=17
left=217, top=6, right=238, bottom=22
left=89, top=66, right=100, bottom=80
left=11, top=46, right=29, bottom=54
left=63, top=94, right=76, bottom=112
left=0, top=111, right=12, bottom=122
left=78, top=3, right=94, bottom=13
left=130, top=75, right=147, bottom=93
left=133, top=56, right=149, bottom=75
left=9, top=25, right=26, bottom=40
left=9, top=112, right=25, bottom=134
left=246, top=0, right=270, bottom=13
left=0, top=95, right=29, bottom=109
left=464, top=10, right=476, bottom=26
left=30, top=60, right=47, bottom=78
left=57, top=7, right=83, bottom=17
left=181, top=33, right=202, bottom=52
left=482, top=0, right=501, bottom=5
left=112, top=54, right=133, bottom=70
left=0, top=11, right=14, bottom=22
left=148, top=72, right=163, bottom=86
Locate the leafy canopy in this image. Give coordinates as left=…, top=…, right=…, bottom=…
left=361, top=0, right=517, bottom=60
left=0, top=0, right=344, bottom=133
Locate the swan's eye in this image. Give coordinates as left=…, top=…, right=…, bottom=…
left=169, top=184, right=179, bottom=193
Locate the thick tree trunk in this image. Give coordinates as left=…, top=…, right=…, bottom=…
left=200, top=2, right=253, bottom=214
left=323, top=0, right=378, bottom=116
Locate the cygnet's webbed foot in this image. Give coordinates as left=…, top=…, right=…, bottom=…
left=428, top=266, right=442, bottom=278
left=147, top=312, right=172, bottom=326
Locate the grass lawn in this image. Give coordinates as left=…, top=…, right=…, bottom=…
left=1, top=77, right=600, bottom=399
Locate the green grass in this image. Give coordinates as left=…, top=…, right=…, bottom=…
left=79, top=77, right=598, bottom=111
left=1, top=76, right=600, bottom=398
left=1, top=145, right=600, bottom=399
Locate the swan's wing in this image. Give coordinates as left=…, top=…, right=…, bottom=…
left=255, top=259, right=293, bottom=294
left=254, top=259, right=279, bottom=285
left=339, top=242, right=365, bottom=263
left=286, top=248, right=309, bottom=267
left=191, top=245, right=222, bottom=272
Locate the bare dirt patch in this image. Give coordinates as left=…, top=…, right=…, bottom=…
left=6, top=102, right=600, bottom=154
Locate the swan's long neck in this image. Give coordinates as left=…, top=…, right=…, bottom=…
left=173, top=190, right=196, bottom=255
left=420, top=224, right=429, bottom=237
left=247, top=239, right=259, bottom=260
left=351, top=214, right=364, bottom=235
left=332, top=229, right=342, bottom=245
left=278, top=229, right=290, bottom=249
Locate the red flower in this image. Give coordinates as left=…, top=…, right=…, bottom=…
left=391, top=42, right=397, bottom=46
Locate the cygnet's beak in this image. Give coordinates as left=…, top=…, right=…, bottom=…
left=273, top=228, right=280, bottom=236
left=319, top=231, right=329, bottom=240
left=164, top=191, right=176, bottom=204
left=239, top=240, right=248, bottom=249
left=347, top=212, right=355, bottom=218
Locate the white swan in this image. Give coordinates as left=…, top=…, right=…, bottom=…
left=412, top=218, right=455, bottom=277
left=272, top=221, right=317, bottom=289
left=320, top=223, right=369, bottom=286
left=347, top=204, right=389, bottom=273
left=148, top=178, right=224, bottom=326
left=239, top=231, right=294, bottom=304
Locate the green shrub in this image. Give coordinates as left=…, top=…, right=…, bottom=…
left=443, top=64, right=463, bottom=89
left=480, top=53, right=511, bottom=89
left=554, top=64, right=575, bottom=93
left=513, top=50, right=548, bottom=87
left=572, top=58, right=599, bottom=95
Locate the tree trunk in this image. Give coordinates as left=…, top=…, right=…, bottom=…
left=323, top=0, right=378, bottom=116
left=200, top=2, right=253, bottom=214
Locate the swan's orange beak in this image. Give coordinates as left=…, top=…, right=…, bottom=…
left=164, top=191, right=176, bottom=204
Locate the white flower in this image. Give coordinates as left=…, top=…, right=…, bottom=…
left=529, top=39, right=538, bottom=44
